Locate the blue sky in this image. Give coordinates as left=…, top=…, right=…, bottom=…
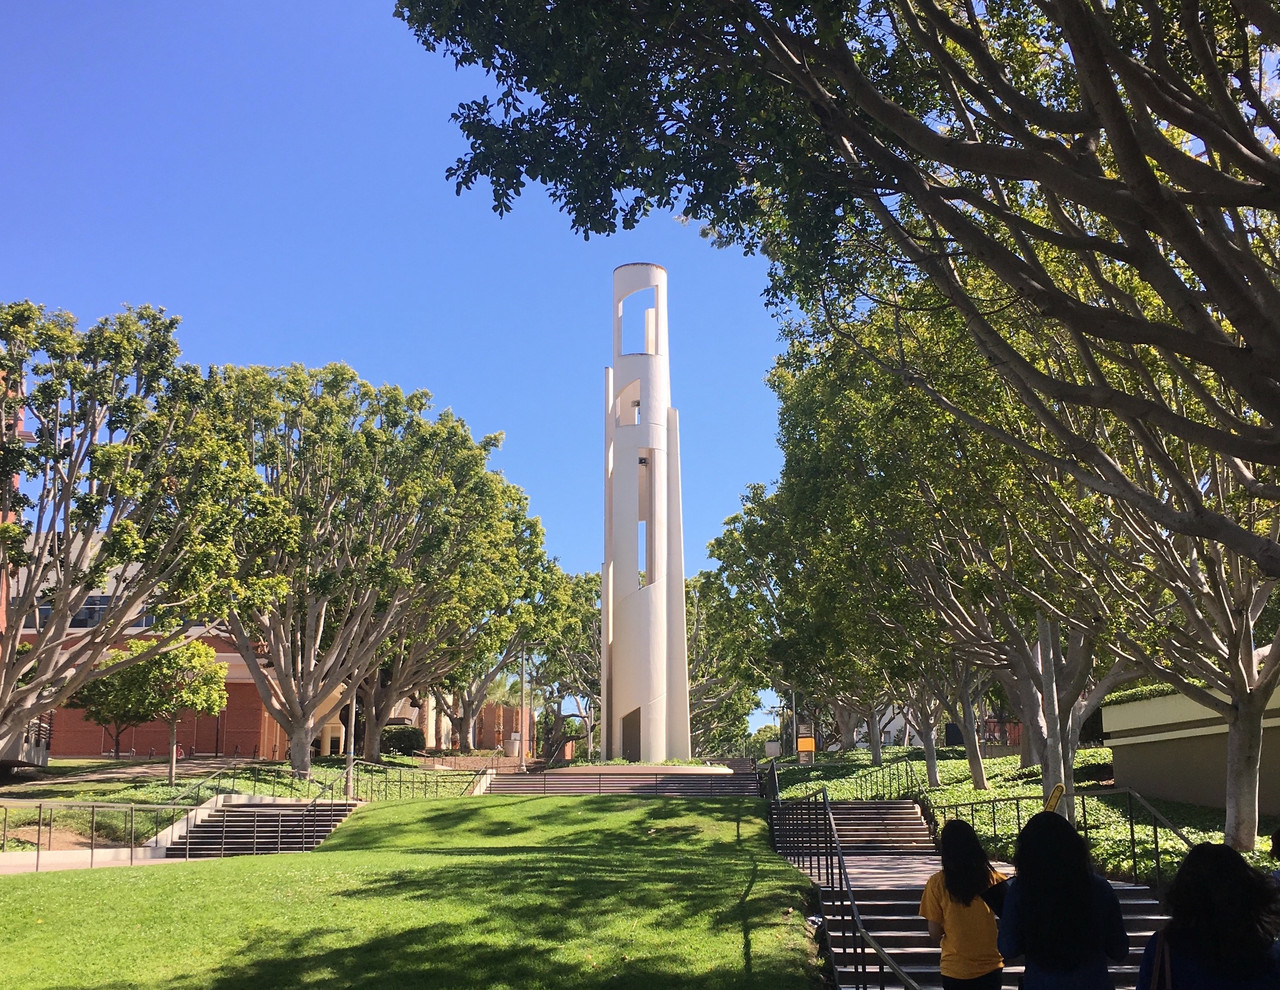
left=1, top=4, right=782, bottom=727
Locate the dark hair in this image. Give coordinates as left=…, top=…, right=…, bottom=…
left=1164, top=843, right=1280, bottom=977
left=1012, top=812, right=1096, bottom=970
left=1271, top=828, right=1280, bottom=862
left=940, top=819, right=995, bottom=906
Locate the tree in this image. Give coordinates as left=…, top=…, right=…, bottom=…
left=67, top=639, right=227, bottom=782
left=398, top=0, right=1280, bottom=578
left=686, top=573, right=764, bottom=757
left=535, top=570, right=602, bottom=761
left=147, top=641, right=227, bottom=785
left=0, top=302, right=258, bottom=759
left=222, top=364, right=502, bottom=774
left=66, top=644, right=158, bottom=759
left=358, top=486, right=543, bottom=761
left=745, top=722, right=779, bottom=762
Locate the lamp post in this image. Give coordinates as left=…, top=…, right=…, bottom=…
left=519, top=649, right=527, bottom=773
left=344, top=685, right=357, bottom=800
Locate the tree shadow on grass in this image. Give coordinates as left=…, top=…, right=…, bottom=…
left=327, top=847, right=801, bottom=950
left=321, top=797, right=765, bottom=856
left=166, top=918, right=809, bottom=990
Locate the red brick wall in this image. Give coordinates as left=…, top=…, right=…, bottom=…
left=50, top=680, right=280, bottom=759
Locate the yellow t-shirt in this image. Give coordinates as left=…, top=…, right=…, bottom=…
left=918, top=869, right=1006, bottom=979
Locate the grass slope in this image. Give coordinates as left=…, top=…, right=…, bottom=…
left=0, top=796, right=817, bottom=990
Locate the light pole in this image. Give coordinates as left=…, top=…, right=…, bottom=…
left=344, top=684, right=357, bottom=800
left=791, top=690, right=798, bottom=757
left=519, top=649, right=527, bottom=773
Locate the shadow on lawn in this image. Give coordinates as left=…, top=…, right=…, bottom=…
left=320, top=796, right=763, bottom=855
left=173, top=916, right=807, bottom=990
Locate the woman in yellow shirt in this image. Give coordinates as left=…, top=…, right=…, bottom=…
left=919, top=819, right=1007, bottom=989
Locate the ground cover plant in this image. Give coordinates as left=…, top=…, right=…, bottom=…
left=0, top=795, right=817, bottom=990
left=774, top=747, right=1279, bottom=887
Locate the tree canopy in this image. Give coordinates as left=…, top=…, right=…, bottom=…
left=222, top=362, right=506, bottom=774
left=397, top=0, right=1280, bottom=575
left=0, top=302, right=259, bottom=756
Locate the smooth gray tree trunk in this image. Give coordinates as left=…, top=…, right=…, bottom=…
left=288, top=721, right=316, bottom=775
left=867, top=710, right=884, bottom=766
left=959, top=691, right=989, bottom=790
left=1224, top=694, right=1267, bottom=850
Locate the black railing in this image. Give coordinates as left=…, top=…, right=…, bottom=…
left=763, top=760, right=781, bottom=801
left=926, top=786, right=1194, bottom=890
left=769, top=785, right=922, bottom=990
left=344, top=760, right=475, bottom=802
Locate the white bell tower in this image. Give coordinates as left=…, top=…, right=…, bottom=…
left=601, top=263, right=691, bottom=762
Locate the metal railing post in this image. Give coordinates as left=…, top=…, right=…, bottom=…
left=1127, top=790, right=1138, bottom=883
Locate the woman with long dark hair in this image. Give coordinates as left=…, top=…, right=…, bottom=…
left=919, top=819, right=1007, bottom=989
left=997, top=811, right=1129, bottom=988
left=1136, top=843, right=1280, bottom=989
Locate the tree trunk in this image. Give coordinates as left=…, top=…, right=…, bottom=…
left=168, top=721, right=178, bottom=786
left=833, top=702, right=861, bottom=750
left=362, top=701, right=394, bottom=763
left=111, top=726, right=124, bottom=759
left=361, top=679, right=395, bottom=763
left=434, top=704, right=444, bottom=751
left=458, top=696, right=475, bottom=754
left=917, top=707, right=941, bottom=787
left=1224, top=694, right=1267, bottom=851
left=959, top=691, right=989, bottom=790
left=868, top=709, right=884, bottom=766
left=288, top=721, right=315, bottom=775
left=1036, top=615, right=1067, bottom=810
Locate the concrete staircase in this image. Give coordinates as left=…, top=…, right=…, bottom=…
left=165, top=801, right=359, bottom=858
left=772, top=797, right=1165, bottom=989
left=822, top=880, right=1163, bottom=989
left=771, top=800, right=934, bottom=856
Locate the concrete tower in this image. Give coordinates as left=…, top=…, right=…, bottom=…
left=602, top=263, right=692, bottom=762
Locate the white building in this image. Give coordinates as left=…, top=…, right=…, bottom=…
left=601, top=263, right=692, bottom=762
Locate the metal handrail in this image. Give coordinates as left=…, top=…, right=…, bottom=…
left=301, top=777, right=340, bottom=851
left=763, top=759, right=781, bottom=801
left=168, top=760, right=258, bottom=807
left=0, top=797, right=194, bottom=871
left=338, top=759, right=474, bottom=801
left=818, top=786, right=923, bottom=990
left=923, top=785, right=1195, bottom=889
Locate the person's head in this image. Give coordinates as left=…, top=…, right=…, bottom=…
left=1165, top=843, right=1280, bottom=976
left=1271, top=828, right=1280, bottom=863
left=939, top=819, right=995, bottom=906
left=1011, top=811, right=1095, bottom=969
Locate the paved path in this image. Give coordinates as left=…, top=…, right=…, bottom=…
left=820, top=852, right=1017, bottom=889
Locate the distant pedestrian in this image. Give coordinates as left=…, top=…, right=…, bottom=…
left=998, top=811, right=1129, bottom=989
left=919, top=819, right=1007, bottom=989
left=1136, top=842, right=1280, bottom=989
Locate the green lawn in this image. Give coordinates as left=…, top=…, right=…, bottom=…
left=0, top=796, right=818, bottom=990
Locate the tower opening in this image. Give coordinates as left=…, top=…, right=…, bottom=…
left=621, top=287, right=657, bottom=355
left=621, top=707, right=641, bottom=762
left=614, top=379, right=642, bottom=426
